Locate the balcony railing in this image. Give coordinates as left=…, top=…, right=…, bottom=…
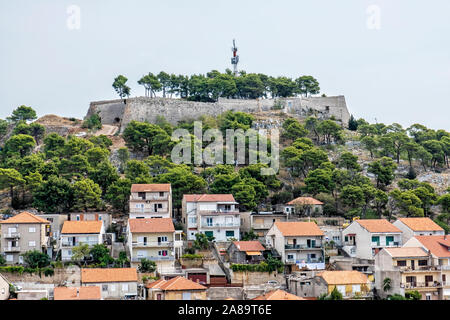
left=198, top=210, right=239, bottom=215
left=401, top=282, right=442, bottom=289
left=252, top=223, right=275, bottom=229
left=132, top=241, right=173, bottom=247
left=3, top=247, right=21, bottom=252
left=201, top=223, right=240, bottom=228
left=61, top=241, right=98, bottom=247
left=397, top=265, right=439, bottom=272
left=371, top=242, right=400, bottom=247
left=285, top=244, right=322, bottom=250
left=131, top=256, right=175, bottom=262
left=437, top=265, right=450, bottom=271
left=3, top=233, right=21, bottom=239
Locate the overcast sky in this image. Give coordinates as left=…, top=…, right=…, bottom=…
left=1, top=0, right=449, bottom=130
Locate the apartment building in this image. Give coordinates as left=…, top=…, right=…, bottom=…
left=182, top=194, right=240, bottom=241
left=240, top=211, right=287, bottom=239
left=393, top=217, right=445, bottom=244
left=0, top=211, right=50, bottom=264
left=282, top=196, right=324, bottom=216
left=81, top=268, right=138, bottom=300
left=60, top=221, right=105, bottom=261
left=129, top=184, right=172, bottom=219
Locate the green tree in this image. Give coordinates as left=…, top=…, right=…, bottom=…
left=138, top=258, right=157, bottom=273
left=328, top=286, right=343, bottom=300
left=295, top=75, right=320, bottom=97
left=360, top=136, right=378, bottom=159
left=117, top=147, right=130, bottom=173
left=90, top=244, right=112, bottom=265
left=282, top=119, right=308, bottom=140
left=43, top=132, right=66, bottom=158
left=72, top=179, right=102, bottom=212
left=3, top=134, right=36, bottom=157
left=317, top=120, right=343, bottom=145
left=89, top=161, right=119, bottom=194
left=7, top=105, right=37, bottom=123
left=22, top=250, right=50, bottom=268
left=112, top=75, right=131, bottom=100
left=304, top=168, right=335, bottom=195
left=383, top=277, right=392, bottom=292
left=231, top=182, right=257, bottom=211
left=33, top=176, right=73, bottom=213
left=368, top=157, right=397, bottom=189
left=193, top=233, right=210, bottom=250
left=0, top=168, right=25, bottom=207
left=338, top=152, right=361, bottom=171
left=72, top=244, right=91, bottom=264
left=123, top=121, right=172, bottom=156
left=348, top=115, right=358, bottom=131
left=82, top=113, right=102, bottom=130
left=105, top=178, right=132, bottom=212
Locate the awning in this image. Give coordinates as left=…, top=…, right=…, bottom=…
left=246, top=251, right=262, bottom=256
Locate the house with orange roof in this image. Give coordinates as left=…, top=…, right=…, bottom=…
left=145, top=276, right=207, bottom=300
left=404, top=235, right=450, bottom=300
left=182, top=194, right=240, bottom=241
left=227, top=240, right=266, bottom=264
left=393, top=217, right=444, bottom=243
left=81, top=268, right=138, bottom=300
left=283, top=196, right=324, bottom=216
left=253, top=289, right=305, bottom=300
left=315, top=271, right=371, bottom=299
left=129, top=183, right=172, bottom=219
left=342, top=219, right=402, bottom=260
left=54, top=286, right=102, bottom=300
left=266, top=221, right=325, bottom=271
left=0, top=211, right=50, bottom=264
left=127, top=218, right=183, bottom=272
left=374, top=246, right=441, bottom=300
left=60, top=220, right=105, bottom=261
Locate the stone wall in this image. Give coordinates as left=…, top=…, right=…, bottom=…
left=85, top=96, right=350, bottom=132
left=1, top=265, right=81, bottom=287
left=230, top=270, right=282, bottom=286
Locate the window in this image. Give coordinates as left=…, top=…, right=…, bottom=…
left=110, top=284, right=116, bottom=292
left=337, top=285, right=346, bottom=295
left=158, top=250, right=168, bottom=256
left=287, top=254, right=294, bottom=260
left=157, top=204, right=163, bottom=209
left=138, top=192, right=146, bottom=199
left=206, top=217, right=213, bottom=227
left=122, top=284, right=128, bottom=291
left=76, top=215, right=80, bottom=221
left=1, top=288, right=4, bottom=294
left=47, top=218, right=53, bottom=223
left=6, top=255, right=13, bottom=262
left=28, top=227, right=36, bottom=232
left=224, top=205, right=231, bottom=211
left=397, top=260, right=407, bottom=267
left=418, top=260, right=428, bottom=266
left=226, top=230, right=234, bottom=237
left=182, top=292, right=192, bottom=300
left=386, top=236, right=394, bottom=245
left=352, top=285, right=361, bottom=293
left=158, top=236, right=168, bottom=243
left=188, top=217, right=197, bottom=225
left=371, top=236, right=380, bottom=244
left=28, top=241, right=36, bottom=247
left=425, top=275, right=433, bottom=283
left=204, top=231, right=213, bottom=239
left=426, top=294, right=431, bottom=301
left=102, top=285, right=108, bottom=292
left=159, top=192, right=164, bottom=197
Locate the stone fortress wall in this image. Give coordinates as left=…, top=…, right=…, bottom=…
left=85, top=96, right=350, bottom=132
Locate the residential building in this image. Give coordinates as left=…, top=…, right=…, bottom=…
left=129, top=184, right=172, bottom=219
left=342, top=219, right=402, bottom=260
left=146, top=276, right=207, bottom=300
left=404, top=235, right=450, bottom=300
left=282, top=197, right=324, bottom=216
left=227, top=241, right=266, bottom=264
left=315, top=270, right=371, bottom=299
left=127, top=218, right=183, bottom=272
left=266, top=221, right=325, bottom=271
left=240, top=211, right=287, bottom=239
left=374, top=247, right=441, bottom=300
left=36, top=213, right=68, bottom=241
left=393, top=217, right=444, bottom=244
left=0, top=211, right=50, bottom=264
left=0, top=273, right=9, bottom=300
left=54, top=286, right=102, bottom=300
left=69, top=212, right=112, bottom=230
left=60, top=221, right=105, bottom=261
left=182, top=194, right=240, bottom=241
left=253, top=289, right=305, bottom=300
left=81, top=268, right=138, bottom=300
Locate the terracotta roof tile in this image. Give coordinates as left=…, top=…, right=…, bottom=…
left=316, top=271, right=369, bottom=285
left=0, top=211, right=50, bottom=224
left=157, top=276, right=207, bottom=291
left=356, top=219, right=401, bottom=233
left=129, top=218, right=174, bottom=233
left=274, top=221, right=324, bottom=237
left=61, top=221, right=103, bottom=234
left=81, top=268, right=137, bottom=283
left=232, top=241, right=265, bottom=252
left=382, top=247, right=429, bottom=258
left=286, top=197, right=324, bottom=206
left=397, top=218, right=444, bottom=232
left=183, top=194, right=237, bottom=203
left=131, top=184, right=171, bottom=192
left=54, top=286, right=101, bottom=300
left=414, top=235, right=450, bottom=258
left=145, top=278, right=166, bottom=289
left=253, top=289, right=305, bottom=300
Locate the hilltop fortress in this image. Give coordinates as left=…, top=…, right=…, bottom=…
left=85, top=96, right=351, bottom=132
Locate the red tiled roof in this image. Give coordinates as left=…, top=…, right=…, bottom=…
left=274, top=221, right=324, bottom=237
left=397, top=218, right=444, bottom=232
left=316, top=271, right=369, bottom=285
left=61, top=221, right=103, bottom=234
left=131, top=184, right=171, bottom=192
left=54, top=286, right=101, bottom=300
left=232, top=241, right=265, bottom=252
left=81, top=268, right=137, bottom=283
left=128, top=218, right=174, bottom=233
left=253, top=289, right=305, bottom=300
left=356, top=219, right=401, bottom=233
left=183, top=194, right=236, bottom=203
left=286, top=197, right=323, bottom=206
left=414, top=235, right=450, bottom=258
left=0, top=211, right=50, bottom=224
left=382, top=247, right=429, bottom=258
left=147, top=276, right=207, bottom=291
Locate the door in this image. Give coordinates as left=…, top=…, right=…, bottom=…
left=18, top=256, right=24, bottom=264
left=157, top=293, right=162, bottom=300
left=411, top=260, right=415, bottom=270
left=143, top=237, right=147, bottom=246
left=154, top=204, right=158, bottom=212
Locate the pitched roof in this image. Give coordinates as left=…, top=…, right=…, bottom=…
left=397, top=218, right=444, bottom=232
left=382, top=247, right=429, bottom=258
left=232, top=241, right=265, bottom=252
left=147, top=276, right=207, bottom=291
left=274, top=221, right=324, bottom=237
left=61, top=221, right=103, bottom=234
left=316, top=271, right=369, bottom=285
left=0, top=211, right=50, bottom=224
left=355, top=219, right=401, bottom=233
left=53, top=286, right=101, bottom=300
left=128, top=218, right=175, bottom=233
left=81, top=268, right=137, bottom=283
left=131, top=184, right=171, bottom=193
left=183, top=194, right=237, bottom=203
left=414, top=235, right=450, bottom=258
left=286, top=197, right=324, bottom=206
left=253, top=289, right=305, bottom=300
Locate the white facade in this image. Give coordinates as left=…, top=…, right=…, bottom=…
left=129, top=187, right=172, bottom=219
left=60, top=225, right=105, bottom=261
left=393, top=220, right=445, bottom=244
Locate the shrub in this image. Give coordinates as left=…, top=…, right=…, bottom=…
left=82, top=113, right=102, bottom=130
left=138, top=258, right=156, bottom=273
left=181, top=254, right=203, bottom=259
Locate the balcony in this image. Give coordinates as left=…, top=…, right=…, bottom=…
left=437, top=265, right=450, bottom=271
left=201, top=223, right=240, bottom=228
left=132, top=241, right=173, bottom=248
left=3, top=247, right=21, bottom=252
left=285, top=244, right=322, bottom=250
left=131, top=256, right=175, bottom=262
left=3, top=233, right=20, bottom=239
left=198, top=210, right=239, bottom=216
left=252, top=223, right=275, bottom=229
left=397, top=265, right=440, bottom=272
left=400, top=282, right=442, bottom=289
left=61, top=241, right=98, bottom=247
left=371, top=241, right=400, bottom=247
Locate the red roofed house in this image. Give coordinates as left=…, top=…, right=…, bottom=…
left=266, top=222, right=325, bottom=271
left=227, top=241, right=266, bottom=264
left=283, top=196, right=324, bottom=216
left=393, top=217, right=445, bottom=244
left=342, top=219, right=402, bottom=260
left=60, top=220, right=105, bottom=261
left=81, top=268, right=138, bottom=300
left=129, top=184, right=172, bottom=219
left=145, top=276, right=207, bottom=300
left=182, top=194, right=240, bottom=241
left=0, top=211, right=50, bottom=264
left=127, top=218, right=183, bottom=272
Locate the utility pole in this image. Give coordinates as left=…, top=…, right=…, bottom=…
left=231, top=39, right=239, bottom=76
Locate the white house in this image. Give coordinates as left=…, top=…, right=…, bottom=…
left=81, top=268, right=138, bottom=300
left=393, top=217, right=444, bottom=244
left=60, top=221, right=105, bottom=261
left=129, top=184, right=172, bottom=219
left=342, top=219, right=402, bottom=260
left=182, top=194, right=240, bottom=241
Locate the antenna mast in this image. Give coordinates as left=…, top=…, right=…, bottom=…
left=231, top=39, right=239, bottom=76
